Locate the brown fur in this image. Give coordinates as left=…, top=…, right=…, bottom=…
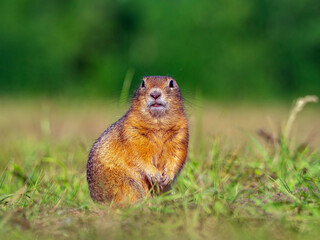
left=86, top=76, right=189, bottom=205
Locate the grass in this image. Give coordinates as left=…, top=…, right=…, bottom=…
left=0, top=97, right=319, bottom=240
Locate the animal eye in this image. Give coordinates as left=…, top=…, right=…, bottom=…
left=141, top=80, right=145, bottom=88
left=169, top=80, right=174, bottom=88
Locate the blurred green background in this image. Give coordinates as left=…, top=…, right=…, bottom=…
left=1, top=0, right=319, bottom=101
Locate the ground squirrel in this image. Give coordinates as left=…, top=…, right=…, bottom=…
left=86, top=76, right=189, bottom=204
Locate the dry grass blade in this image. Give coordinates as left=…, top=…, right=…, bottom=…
left=284, top=95, right=318, bottom=140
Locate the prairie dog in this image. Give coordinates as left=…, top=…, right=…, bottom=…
left=87, top=76, right=189, bottom=204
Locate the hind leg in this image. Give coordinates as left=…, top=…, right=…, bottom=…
left=88, top=165, right=149, bottom=205
left=112, top=177, right=148, bottom=205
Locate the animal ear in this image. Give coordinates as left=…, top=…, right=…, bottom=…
left=169, top=80, right=174, bottom=88
left=141, top=80, right=145, bottom=88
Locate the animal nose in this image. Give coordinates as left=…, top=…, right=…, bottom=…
left=150, top=90, right=161, bottom=100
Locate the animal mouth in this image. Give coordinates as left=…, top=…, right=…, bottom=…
left=148, top=100, right=167, bottom=117
left=151, top=103, right=165, bottom=108
left=148, top=100, right=167, bottom=112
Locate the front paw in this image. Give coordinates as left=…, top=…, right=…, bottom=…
left=159, top=168, right=172, bottom=188
left=145, top=169, right=162, bottom=188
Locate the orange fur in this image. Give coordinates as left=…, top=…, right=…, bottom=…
left=87, top=76, right=189, bottom=205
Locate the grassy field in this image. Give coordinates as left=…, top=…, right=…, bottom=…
left=0, top=97, right=319, bottom=240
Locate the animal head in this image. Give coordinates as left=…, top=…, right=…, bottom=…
left=132, top=76, right=184, bottom=118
